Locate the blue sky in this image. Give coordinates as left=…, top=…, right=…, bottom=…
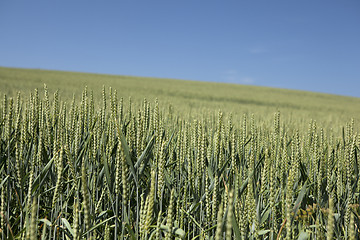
left=1, top=1, right=360, bottom=97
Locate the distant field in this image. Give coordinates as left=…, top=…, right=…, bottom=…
left=1, top=66, right=359, bottom=127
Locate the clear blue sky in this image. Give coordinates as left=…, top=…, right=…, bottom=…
left=1, top=1, right=360, bottom=97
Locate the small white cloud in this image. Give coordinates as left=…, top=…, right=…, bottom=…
left=240, top=77, right=254, bottom=84
left=248, top=47, right=267, bottom=54
left=222, top=70, right=238, bottom=83
left=222, top=70, right=255, bottom=84
left=224, top=70, right=238, bottom=75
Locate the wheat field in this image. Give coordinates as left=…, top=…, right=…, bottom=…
left=0, top=68, right=359, bottom=239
